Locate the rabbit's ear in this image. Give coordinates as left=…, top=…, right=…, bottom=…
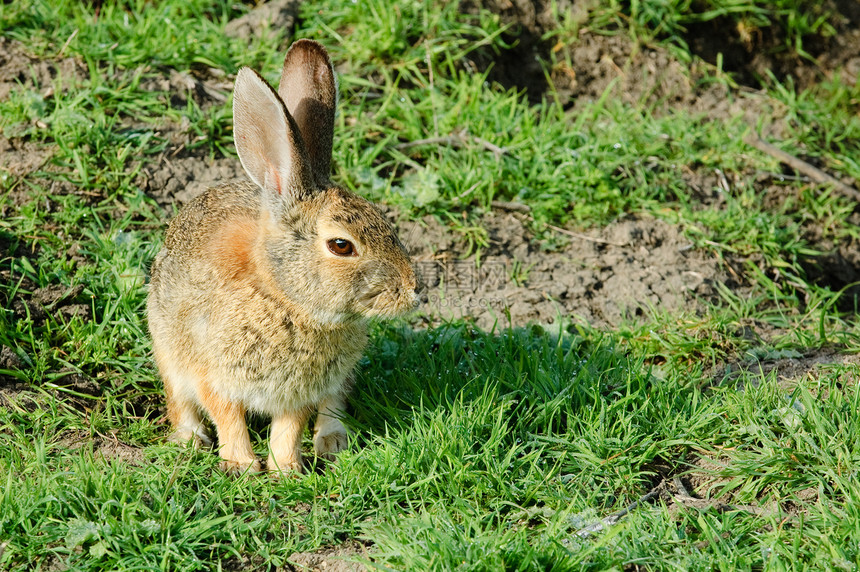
left=233, top=67, right=314, bottom=201
left=278, top=39, right=337, bottom=186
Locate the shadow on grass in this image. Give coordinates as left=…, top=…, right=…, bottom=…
left=349, top=321, right=620, bottom=438
left=340, top=321, right=707, bottom=504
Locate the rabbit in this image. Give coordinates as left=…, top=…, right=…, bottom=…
left=147, top=39, right=418, bottom=475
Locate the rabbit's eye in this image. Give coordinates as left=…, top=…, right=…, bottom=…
left=327, top=238, right=355, bottom=257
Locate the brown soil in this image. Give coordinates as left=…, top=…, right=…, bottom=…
left=286, top=540, right=370, bottom=572
left=683, top=3, right=860, bottom=90
left=800, top=211, right=860, bottom=310
left=224, top=0, right=299, bottom=42
left=129, top=147, right=731, bottom=330
left=718, top=346, right=860, bottom=394
left=0, top=36, right=88, bottom=102
left=400, top=210, right=729, bottom=329
left=0, top=134, right=55, bottom=179
left=56, top=429, right=148, bottom=465
left=474, top=0, right=860, bottom=99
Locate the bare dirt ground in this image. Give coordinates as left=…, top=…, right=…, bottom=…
left=401, top=211, right=731, bottom=329
left=286, top=540, right=370, bottom=572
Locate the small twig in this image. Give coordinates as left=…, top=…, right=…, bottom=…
left=575, top=481, right=664, bottom=538
left=58, top=28, right=78, bottom=57
left=745, top=134, right=860, bottom=202
left=669, top=478, right=782, bottom=519
left=754, top=170, right=809, bottom=182
left=396, top=135, right=460, bottom=150
left=546, top=223, right=629, bottom=247
left=454, top=182, right=481, bottom=202
left=715, top=168, right=731, bottom=193
left=490, top=200, right=531, bottom=213
left=169, top=143, right=186, bottom=159
left=673, top=476, right=692, bottom=498
left=469, top=134, right=508, bottom=158
left=396, top=129, right=509, bottom=159
left=425, top=40, right=438, bottom=139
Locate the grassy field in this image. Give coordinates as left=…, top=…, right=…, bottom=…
left=1, top=0, right=860, bottom=570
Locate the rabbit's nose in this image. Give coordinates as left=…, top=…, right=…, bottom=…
left=400, top=276, right=418, bottom=304
left=409, top=279, right=424, bottom=307
left=404, top=272, right=418, bottom=293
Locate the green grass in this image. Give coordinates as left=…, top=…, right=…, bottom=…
left=2, top=0, right=860, bottom=570
left=3, top=326, right=859, bottom=569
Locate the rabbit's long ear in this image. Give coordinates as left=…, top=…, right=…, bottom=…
left=233, top=67, right=314, bottom=202
left=278, top=39, right=337, bottom=187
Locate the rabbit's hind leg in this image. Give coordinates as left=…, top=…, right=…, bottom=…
left=313, top=394, right=349, bottom=460
left=155, top=350, right=213, bottom=449
left=166, top=392, right=212, bottom=449
left=197, top=379, right=261, bottom=474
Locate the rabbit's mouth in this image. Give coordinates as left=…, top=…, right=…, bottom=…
left=354, top=287, right=416, bottom=318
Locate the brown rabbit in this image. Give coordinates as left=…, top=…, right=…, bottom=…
left=147, top=40, right=418, bottom=475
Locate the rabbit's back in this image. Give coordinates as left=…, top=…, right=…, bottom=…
left=156, top=181, right=261, bottom=267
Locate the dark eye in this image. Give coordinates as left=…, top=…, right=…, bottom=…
left=327, top=238, right=355, bottom=257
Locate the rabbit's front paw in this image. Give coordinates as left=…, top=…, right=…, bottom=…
left=219, top=458, right=262, bottom=475
left=313, top=420, right=348, bottom=460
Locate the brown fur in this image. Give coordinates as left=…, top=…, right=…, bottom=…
left=268, top=408, right=313, bottom=472
left=147, top=40, right=417, bottom=476
left=209, top=217, right=258, bottom=282
left=198, top=378, right=258, bottom=473
left=279, top=39, right=337, bottom=186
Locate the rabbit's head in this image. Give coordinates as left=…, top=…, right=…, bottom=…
left=233, top=40, right=417, bottom=324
